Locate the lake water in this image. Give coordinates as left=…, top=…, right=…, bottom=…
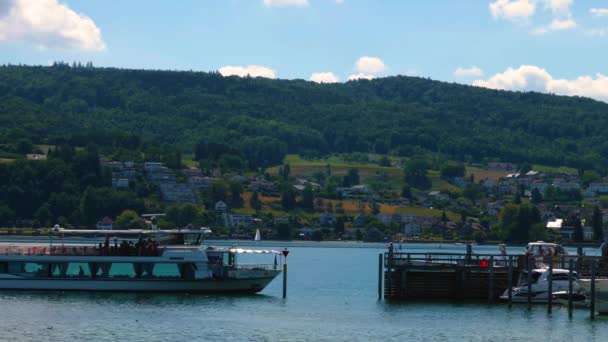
left=1, top=242, right=607, bottom=341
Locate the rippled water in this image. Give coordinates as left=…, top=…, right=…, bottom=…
left=1, top=243, right=607, bottom=341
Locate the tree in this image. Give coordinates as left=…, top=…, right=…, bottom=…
left=276, top=222, right=291, bottom=240
left=379, top=156, right=391, bottom=167
left=530, top=188, right=542, bottom=204
left=335, top=216, right=345, bottom=236
left=573, top=217, right=583, bottom=243
left=347, top=168, right=360, bottom=186
left=500, top=203, right=541, bottom=243
left=0, top=205, right=15, bottom=227
left=440, top=162, right=465, bottom=179
left=463, top=183, right=484, bottom=202
left=592, top=206, right=603, bottom=241
left=401, top=184, right=412, bottom=199
left=371, top=201, right=380, bottom=215
left=229, top=182, right=244, bottom=208
left=312, top=171, right=326, bottom=185
left=210, top=181, right=229, bottom=203
left=513, top=191, right=521, bottom=204
left=167, top=204, right=199, bottom=228
left=312, top=229, right=324, bottom=241
left=115, top=210, right=146, bottom=229
left=519, top=162, right=532, bottom=174
left=279, top=163, right=291, bottom=180
left=404, top=159, right=431, bottom=190
left=300, top=185, right=314, bottom=211
left=34, top=204, right=53, bottom=227
left=281, top=188, right=297, bottom=211
left=473, top=230, right=487, bottom=243
left=250, top=191, right=262, bottom=211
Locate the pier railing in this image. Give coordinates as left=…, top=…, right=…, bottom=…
left=385, top=252, right=522, bottom=269
left=385, top=252, right=608, bottom=276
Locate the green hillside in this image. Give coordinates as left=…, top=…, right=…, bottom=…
left=1, top=63, right=608, bottom=171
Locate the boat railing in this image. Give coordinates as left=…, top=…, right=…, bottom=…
left=235, top=263, right=278, bottom=271
left=0, top=246, right=50, bottom=256
left=0, top=245, right=162, bottom=257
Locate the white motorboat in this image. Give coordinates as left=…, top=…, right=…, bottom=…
left=0, top=228, right=283, bottom=293
left=579, top=278, right=608, bottom=314
left=500, top=267, right=585, bottom=303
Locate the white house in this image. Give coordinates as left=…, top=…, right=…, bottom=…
left=588, top=183, right=608, bottom=194
left=96, top=216, right=114, bottom=230
left=221, top=213, right=254, bottom=227
left=214, top=201, right=228, bottom=212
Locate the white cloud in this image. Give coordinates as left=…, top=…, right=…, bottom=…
left=310, top=72, right=339, bottom=83
left=543, top=0, right=573, bottom=15
left=590, top=8, right=608, bottom=17
left=549, top=18, right=576, bottom=30
left=0, top=0, right=105, bottom=51
left=347, top=73, right=375, bottom=81
left=473, top=65, right=608, bottom=102
left=335, top=0, right=344, bottom=4
left=263, top=0, right=308, bottom=7
left=355, top=56, right=386, bottom=74
left=219, top=65, right=276, bottom=78
left=489, top=0, right=536, bottom=22
left=454, top=66, right=484, bottom=78
left=533, top=17, right=576, bottom=34
left=587, top=28, right=608, bottom=37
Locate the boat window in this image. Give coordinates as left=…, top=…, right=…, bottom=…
left=108, top=263, right=136, bottom=278
left=152, top=263, right=180, bottom=278
left=20, top=262, right=49, bottom=277
left=521, top=271, right=542, bottom=284
left=66, top=263, right=92, bottom=278
left=549, top=274, right=570, bottom=281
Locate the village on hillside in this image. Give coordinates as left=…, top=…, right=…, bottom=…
left=61, top=154, right=608, bottom=244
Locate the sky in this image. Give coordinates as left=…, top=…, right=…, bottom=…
left=1, top=0, right=608, bottom=101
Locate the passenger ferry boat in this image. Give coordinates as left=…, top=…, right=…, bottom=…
left=0, top=227, right=283, bottom=293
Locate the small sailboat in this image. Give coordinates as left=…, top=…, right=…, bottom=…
left=254, top=229, right=261, bottom=241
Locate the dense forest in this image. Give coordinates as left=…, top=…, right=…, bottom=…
left=2, top=63, right=608, bottom=172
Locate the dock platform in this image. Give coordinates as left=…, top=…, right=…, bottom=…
left=382, top=250, right=608, bottom=301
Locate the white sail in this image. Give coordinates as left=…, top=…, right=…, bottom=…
left=254, top=229, right=261, bottom=241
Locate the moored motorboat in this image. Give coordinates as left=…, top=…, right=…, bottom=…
left=0, top=228, right=283, bottom=293
left=579, top=278, right=608, bottom=314
left=499, top=267, right=585, bottom=303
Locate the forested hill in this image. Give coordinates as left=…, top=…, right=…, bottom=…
left=1, top=64, right=608, bottom=170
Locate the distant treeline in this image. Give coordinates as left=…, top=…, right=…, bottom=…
left=2, top=63, right=608, bottom=172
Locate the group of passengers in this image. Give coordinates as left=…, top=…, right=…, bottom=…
left=99, top=237, right=160, bottom=257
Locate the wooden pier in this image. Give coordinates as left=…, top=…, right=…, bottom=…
left=380, top=248, right=608, bottom=304
left=383, top=251, right=519, bottom=301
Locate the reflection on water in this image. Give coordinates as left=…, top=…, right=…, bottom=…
left=1, top=243, right=607, bottom=341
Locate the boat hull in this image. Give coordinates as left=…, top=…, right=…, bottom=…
left=0, top=273, right=280, bottom=293
left=579, top=279, right=608, bottom=314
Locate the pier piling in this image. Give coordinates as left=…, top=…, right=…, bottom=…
left=547, top=260, right=553, bottom=314
left=378, top=253, right=383, bottom=299
left=568, top=260, right=573, bottom=317
left=507, top=257, right=513, bottom=308
left=590, top=261, right=596, bottom=320
left=527, top=257, right=532, bottom=310
left=488, top=256, right=494, bottom=304
left=283, top=262, right=287, bottom=298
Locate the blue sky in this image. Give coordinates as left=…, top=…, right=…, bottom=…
left=2, top=0, right=608, bottom=100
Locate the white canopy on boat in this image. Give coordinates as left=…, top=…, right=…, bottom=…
left=229, top=248, right=281, bottom=255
